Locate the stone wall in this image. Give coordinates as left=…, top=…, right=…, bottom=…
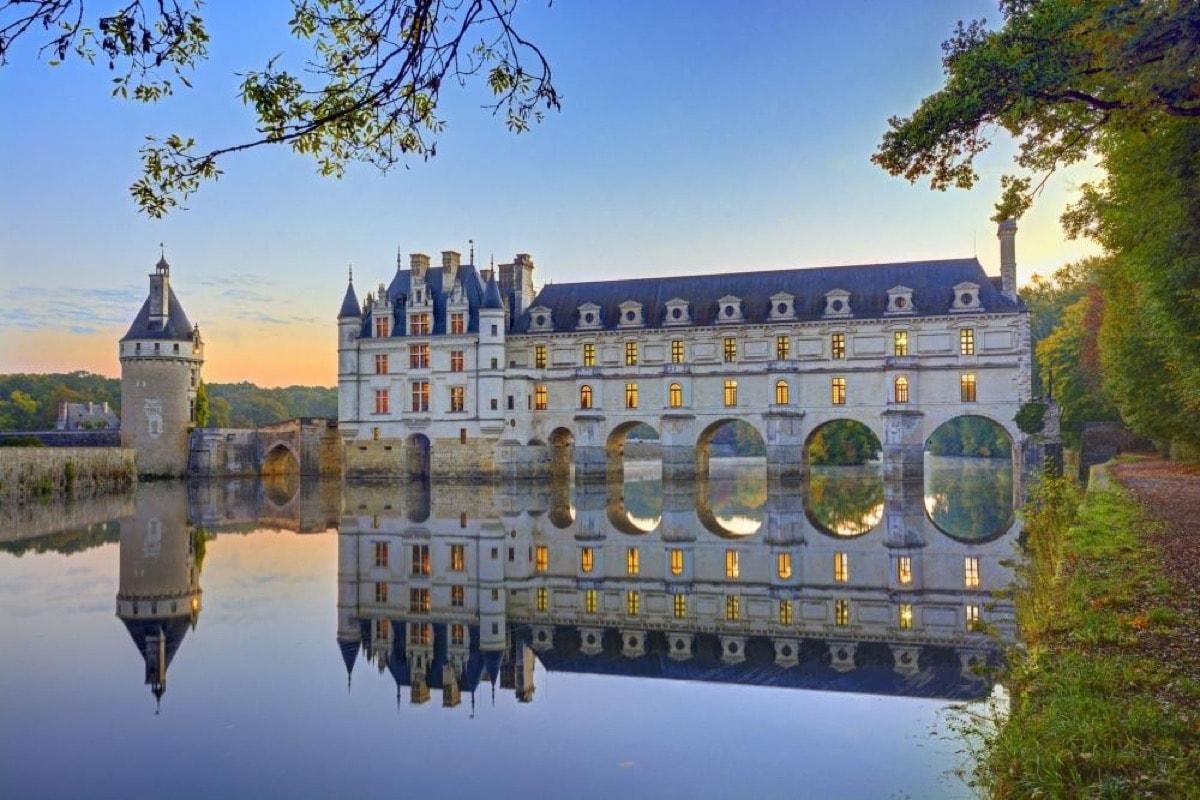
left=0, top=447, right=136, bottom=506
left=0, top=430, right=122, bottom=447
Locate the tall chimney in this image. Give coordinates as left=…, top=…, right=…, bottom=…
left=441, top=250, right=460, bottom=291
left=409, top=253, right=430, bottom=283
left=997, top=219, right=1017, bottom=300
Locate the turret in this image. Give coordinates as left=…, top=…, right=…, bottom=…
left=337, top=268, right=361, bottom=424
left=997, top=219, right=1017, bottom=301
left=478, top=272, right=507, bottom=423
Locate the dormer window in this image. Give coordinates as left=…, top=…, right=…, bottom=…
left=528, top=305, right=555, bottom=332
left=886, top=285, right=915, bottom=315
left=576, top=302, right=602, bottom=330
left=618, top=300, right=644, bottom=328
left=717, top=295, right=743, bottom=324
left=952, top=282, right=982, bottom=312
left=769, top=292, right=795, bottom=320
left=823, top=289, right=852, bottom=318
left=664, top=298, right=690, bottom=326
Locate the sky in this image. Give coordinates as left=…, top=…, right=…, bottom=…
left=0, top=1, right=1099, bottom=387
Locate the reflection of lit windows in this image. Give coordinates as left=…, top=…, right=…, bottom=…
left=409, top=588, right=431, bottom=613
left=898, top=603, right=913, bottom=630
left=451, top=585, right=465, bottom=607
left=961, top=373, right=977, bottom=402
left=669, top=548, right=684, bottom=576
left=625, top=342, right=638, bottom=366
left=536, top=587, right=549, bottom=612
left=960, top=328, right=975, bottom=355
left=375, top=619, right=389, bottom=640
left=894, top=375, right=909, bottom=404
left=534, top=344, right=547, bottom=369
left=584, top=589, right=598, bottom=614
left=724, top=337, right=737, bottom=362
left=897, top=556, right=913, bottom=585
left=625, top=382, right=639, bottom=409
left=893, top=330, right=908, bottom=356
left=534, top=384, right=548, bottom=410
left=451, top=623, right=465, bottom=645
left=374, top=541, right=389, bottom=567
left=831, top=332, right=845, bottom=359
left=671, top=340, right=685, bottom=363
left=669, top=382, right=683, bottom=408
left=579, top=384, right=593, bottom=409
left=834, top=599, right=850, bottom=626
left=725, top=595, right=741, bottom=620
left=775, top=379, right=790, bottom=405
left=725, top=549, right=740, bottom=579
left=673, top=594, right=687, bottom=618
left=626, top=590, right=641, bottom=616
left=779, top=600, right=793, bottom=625
left=834, top=552, right=849, bottom=583
left=535, top=545, right=549, bottom=573
left=450, top=544, right=466, bottom=571
left=776, top=335, right=790, bottom=360
left=776, top=552, right=792, bottom=579
left=412, top=544, right=430, bottom=576
left=374, top=582, right=388, bottom=603
left=966, top=604, right=982, bottom=631
left=580, top=547, right=594, bottom=573
left=723, top=379, right=738, bottom=407
left=409, top=622, right=431, bottom=645
left=582, top=342, right=596, bottom=366
left=964, top=557, right=981, bottom=588
left=626, top=547, right=640, bottom=576
left=831, top=377, right=846, bottom=405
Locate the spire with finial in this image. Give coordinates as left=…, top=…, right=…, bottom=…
left=338, top=264, right=361, bottom=319
left=469, top=239, right=475, bottom=265
left=155, top=242, right=169, bottom=274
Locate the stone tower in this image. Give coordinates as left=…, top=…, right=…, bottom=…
left=336, top=268, right=362, bottom=424
left=119, top=254, right=204, bottom=477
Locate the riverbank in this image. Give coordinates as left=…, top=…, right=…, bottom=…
left=0, top=447, right=136, bottom=506
left=977, top=459, right=1200, bottom=797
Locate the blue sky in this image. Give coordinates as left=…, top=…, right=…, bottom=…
left=0, top=1, right=1096, bottom=384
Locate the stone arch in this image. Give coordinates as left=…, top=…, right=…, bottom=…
left=923, top=414, right=1016, bottom=542
left=802, top=418, right=883, bottom=470
left=802, top=467, right=884, bottom=539
left=695, top=476, right=763, bottom=539
left=406, top=433, right=431, bottom=478
left=549, top=427, right=574, bottom=477
left=695, top=417, right=766, bottom=480
left=261, top=441, right=300, bottom=477
left=605, top=420, right=662, bottom=483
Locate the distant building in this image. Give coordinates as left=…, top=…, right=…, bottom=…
left=56, top=401, right=119, bottom=431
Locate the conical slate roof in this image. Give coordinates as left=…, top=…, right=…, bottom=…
left=482, top=274, right=504, bottom=309
left=338, top=279, right=360, bottom=318
left=120, top=287, right=195, bottom=342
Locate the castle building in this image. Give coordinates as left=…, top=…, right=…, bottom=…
left=337, top=223, right=1030, bottom=481
left=119, top=255, right=204, bottom=477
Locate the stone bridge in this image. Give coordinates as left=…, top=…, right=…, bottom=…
left=187, top=417, right=342, bottom=478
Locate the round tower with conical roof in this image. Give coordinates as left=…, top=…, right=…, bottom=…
left=119, top=254, right=204, bottom=477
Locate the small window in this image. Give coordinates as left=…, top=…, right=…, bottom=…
left=534, top=384, right=548, bottom=410
left=625, top=382, right=639, bottom=409
left=626, top=590, right=641, bottom=616
left=459, top=428, right=467, bottom=444
left=776, top=552, right=792, bottom=579
left=725, top=595, right=741, bottom=621
left=723, top=379, right=738, bottom=408
left=375, top=317, right=391, bottom=337
left=409, top=343, right=430, bottom=369
left=450, top=350, right=464, bottom=372
left=450, top=311, right=465, bottom=334
left=409, top=313, right=430, bottom=335
left=625, top=342, right=638, bottom=366
left=964, top=556, right=981, bottom=588
left=723, top=337, right=737, bottom=363
left=582, top=343, right=596, bottom=367
left=451, top=622, right=466, bottom=644
left=450, top=544, right=466, bottom=571
left=579, top=384, right=593, bottom=409
left=536, top=587, right=549, bottom=612
left=507, top=395, right=514, bottom=410
left=897, top=556, right=913, bottom=585
left=894, top=375, right=909, bottom=404
left=893, top=330, right=908, bottom=356
left=833, top=552, right=849, bottom=583
left=898, top=603, right=913, bottom=630
left=535, top=545, right=549, bottom=573
left=966, top=604, right=982, bottom=631
left=776, top=335, right=790, bottom=360
left=410, top=381, right=430, bottom=412
left=374, top=541, right=389, bottom=567
left=409, top=588, right=431, bottom=613
left=960, top=328, right=975, bottom=355
left=584, top=589, right=598, bottom=614
left=534, top=344, right=547, bottom=369
left=671, top=340, right=685, bottom=364
left=831, top=377, right=846, bottom=405
left=774, top=379, right=789, bottom=405
left=451, top=585, right=465, bottom=607
left=580, top=547, right=594, bottom=573
left=626, top=547, right=640, bottom=576
left=374, top=354, right=389, bottom=374
left=668, top=382, right=683, bottom=408
left=724, top=549, right=739, bottom=579
left=669, top=548, right=684, bottom=576
left=490, top=324, right=498, bottom=336
left=450, top=386, right=465, bottom=412
left=411, top=544, right=430, bottom=576
left=834, top=599, right=850, bottom=626
left=831, top=333, right=846, bottom=359
left=374, top=389, right=390, bottom=415
left=673, top=594, right=687, bottom=619
left=961, top=373, right=977, bottom=402
left=779, top=600, right=794, bottom=625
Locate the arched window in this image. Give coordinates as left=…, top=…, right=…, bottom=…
left=668, top=382, right=683, bottom=408
left=774, top=379, right=790, bottom=405
left=894, top=375, right=909, bottom=404
left=579, top=384, right=593, bottom=409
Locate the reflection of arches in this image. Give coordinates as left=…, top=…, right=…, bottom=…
left=923, top=414, right=1013, bottom=459
left=696, top=418, right=765, bottom=480
left=803, top=466, right=883, bottom=538
left=406, top=434, right=431, bottom=478
left=803, top=419, right=882, bottom=469
left=262, top=442, right=299, bottom=476
left=923, top=415, right=1015, bottom=542
left=550, top=427, right=574, bottom=477
left=606, top=479, right=662, bottom=535
left=263, top=472, right=299, bottom=507
left=605, top=421, right=661, bottom=482
left=696, top=475, right=764, bottom=538
left=405, top=478, right=431, bottom=523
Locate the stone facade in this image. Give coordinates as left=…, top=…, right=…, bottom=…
left=338, top=225, right=1032, bottom=481
left=0, top=446, right=136, bottom=506
left=187, top=418, right=342, bottom=478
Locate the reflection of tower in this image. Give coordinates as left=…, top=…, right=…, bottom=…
left=499, top=641, right=536, bottom=703
left=115, top=483, right=202, bottom=709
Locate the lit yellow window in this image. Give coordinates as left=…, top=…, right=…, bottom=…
left=626, top=547, right=640, bottom=576
left=669, top=382, right=683, bottom=408
left=375, top=316, right=391, bottom=338
left=625, top=382, right=639, bottom=409
left=898, top=603, right=913, bottom=630
left=451, top=585, right=464, bottom=607
left=451, top=623, right=466, bottom=645
left=961, top=373, right=977, bottom=402
left=584, top=588, right=598, bottom=614
left=449, top=350, right=464, bottom=372
left=409, top=622, right=431, bottom=645
left=725, top=595, right=741, bottom=621
left=536, top=586, right=548, bottom=612
left=534, top=344, right=547, bottom=369
left=966, top=604, right=982, bottom=631
left=450, top=312, right=465, bottom=335
left=625, top=342, right=638, bottom=366
left=409, top=313, right=430, bottom=335
left=580, top=547, right=594, bottom=574
left=774, top=379, right=789, bottom=405
left=831, top=377, right=846, bottom=405
left=410, top=587, right=431, bottom=613
left=669, top=548, right=684, bottom=576
left=960, top=328, right=975, bottom=355
left=964, top=557, right=981, bottom=588
left=375, top=619, right=389, bottom=640
left=626, top=590, right=641, bottom=616
left=374, top=353, right=389, bottom=374
left=723, top=379, right=738, bottom=408
left=450, top=544, right=466, bottom=571
left=779, top=600, right=793, bottom=625
left=671, top=340, right=685, bottom=363
left=409, top=343, right=430, bottom=368
left=776, top=552, right=792, bottom=579
left=449, top=385, right=465, bottom=412
left=412, top=544, right=430, bottom=575
left=374, top=582, right=388, bottom=603
left=535, top=545, right=549, bottom=573
left=582, top=342, right=596, bottom=366
left=534, top=384, right=548, bottom=410
left=835, top=598, right=850, bottom=626
left=893, top=330, right=908, bottom=356
left=725, top=549, right=740, bottom=579
left=673, top=594, right=687, bottom=619
left=831, top=332, right=845, bottom=359
left=897, top=555, right=913, bottom=585
left=834, top=552, right=849, bottom=583
left=776, top=335, right=790, bottom=360
left=894, top=375, right=909, bottom=404
left=723, top=337, right=737, bottom=363
left=579, top=384, right=593, bottom=409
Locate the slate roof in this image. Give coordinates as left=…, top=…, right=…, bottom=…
left=515, top=257, right=1021, bottom=333
left=120, top=287, right=195, bottom=342
left=338, top=281, right=360, bottom=319
left=482, top=273, right=504, bottom=309
left=360, top=264, right=487, bottom=338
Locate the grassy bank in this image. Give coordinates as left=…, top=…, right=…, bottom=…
left=976, top=473, right=1200, bottom=798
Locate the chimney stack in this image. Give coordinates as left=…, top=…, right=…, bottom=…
left=997, top=219, right=1017, bottom=300
left=441, top=250, right=460, bottom=291
left=409, top=253, right=430, bottom=283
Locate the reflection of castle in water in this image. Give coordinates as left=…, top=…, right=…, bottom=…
left=338, top=471, right=1018, bottom=707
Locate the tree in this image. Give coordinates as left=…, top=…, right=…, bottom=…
left=1035, top=285, right=1118, bottom=444
left=0, top=1, right=559, bottom=216
left=195, top=380, right=210, bottom=427
left=209, top=396, right=232, bottom=428
left=1019, top=257, right=1098, bottom=396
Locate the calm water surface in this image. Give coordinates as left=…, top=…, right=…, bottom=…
left=0, top=457, right=1016, bottom=800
